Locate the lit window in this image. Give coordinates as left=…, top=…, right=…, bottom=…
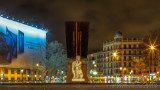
left=11, top=69, right=14, bottom=74
left=92, top=61, right=95, bottom=64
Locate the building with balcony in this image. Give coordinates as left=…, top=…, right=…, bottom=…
left=87, top=31, right=160, bottom=82
left=0, top=16, right=47, bottom=82
left=102, top=31, right=144, bottom=76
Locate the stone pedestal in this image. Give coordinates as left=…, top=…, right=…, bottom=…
left=81, top=58, right=89, bottom=83
left=66, top=58, right=74, bottom=83
left=72, top=79, right=85, bottom=82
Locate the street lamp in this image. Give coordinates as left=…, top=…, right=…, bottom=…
left=93, top=71, right=98, bottom=83
left=120, top=67, right=122, bottom=83
left=120, top=67, right=126, bottom=83
left=112, top=51, right=118, bottom=83
left=149, top=44, right=155, bottom=83
left=150, top=45, right=155, bottom=50
left=61, top=71, right=64, bottom=74
left=34, top=74, right=37, bottom=82
left=93, top=63, right=97, bottom=78
left=120, top=67, right=122, bottom=71
left=113, top=52, right=117, bottom=57
left=21, top=69, right=24, bottom=82
left=36, top=63, right=39, bottom=67
left=130, top=70, right=133, bottom=82
left=61, top=70, right=64, bottom=82
left=157, top=72, right=159, bottom=80
left=35, top=63, right=46, bottom=82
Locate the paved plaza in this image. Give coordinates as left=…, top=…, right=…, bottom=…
left=0, top=83, right=160, bottom=90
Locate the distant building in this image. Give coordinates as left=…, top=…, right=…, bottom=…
left=87, top=31, right=154, bottom=82
left=0, top=16, right=47, bottom=82
left=87, top=51, right=105, bottom=77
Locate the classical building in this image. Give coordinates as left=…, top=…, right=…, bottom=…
left=87, top=31, right=158, bottom=82
left=0, top=16, right=47, bottom=82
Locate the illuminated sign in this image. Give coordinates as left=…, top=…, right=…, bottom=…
left=1, top=74, right=3, bottom=79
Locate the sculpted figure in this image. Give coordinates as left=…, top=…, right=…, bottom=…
left=72, top=56, right=83, bottom=79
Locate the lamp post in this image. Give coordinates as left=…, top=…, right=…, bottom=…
left=120, top=67, right=122, bottom=83
left=130, top=70, right=133, bottom=83
left=157, top=72, right=159, bottom=81
left=120, top=67, right=126, bottom=83
left=36, top=63, right=39, bottom=82
left=123, top=67, right=126, bottom=83
left=36, top=63, right=46, bottom=83
left=35, top=75, right=37, bottom=82
left=61, top=70, right=64, bottom=83
left=112, top=51, right=118, bottom=83
left=93, top=71, right=98, bottom=83
left=21, top=69, right=24, bottom=82
left=150, top=45, right=155, bottom=83
left=93, top=62, right=97, bottom=83
left=36, top=64, right=39, bottom=67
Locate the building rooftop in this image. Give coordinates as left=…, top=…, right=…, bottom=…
left=115, top=31, right=122, bottom=36
left=0, top=14, right=48, bottom=32
left=103, top=32, right=143, bottom=46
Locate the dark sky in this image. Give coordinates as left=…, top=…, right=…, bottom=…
left=1, top=0, right=160, bottom=53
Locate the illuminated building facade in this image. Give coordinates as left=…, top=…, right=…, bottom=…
left=87, top=51, right=105, bottom=77
left=87, top=31, right=155, bottom=82
left=0, top=16, right=47, bottom=82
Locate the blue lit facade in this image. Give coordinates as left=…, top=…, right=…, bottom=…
left=0, top=16, right=47, bottom=81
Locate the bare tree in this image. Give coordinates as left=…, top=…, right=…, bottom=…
left=133, top=58, right=146, bottom=74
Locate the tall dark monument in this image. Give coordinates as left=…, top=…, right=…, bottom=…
left=65, top=21, right=89, bottom=83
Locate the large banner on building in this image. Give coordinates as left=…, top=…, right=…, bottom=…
left=0, top=27, right=18, bottom=63
left=0, top=16, right=47, bottom=66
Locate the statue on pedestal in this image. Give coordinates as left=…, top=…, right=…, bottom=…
left=72, top=56, right=84, bottom=81
left=65, top=22, right=89, bottom=83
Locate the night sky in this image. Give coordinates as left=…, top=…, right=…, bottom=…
left=1, top=0, right=160, bottom=53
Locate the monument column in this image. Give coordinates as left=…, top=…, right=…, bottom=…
left=65, top=21, right=89, bottom=83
